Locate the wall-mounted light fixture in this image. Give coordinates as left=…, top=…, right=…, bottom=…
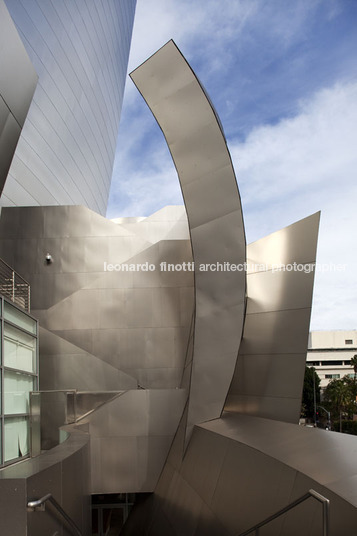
left=45, top=253, right=53, bottom=264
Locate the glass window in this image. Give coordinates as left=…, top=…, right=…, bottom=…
left=4, top=416, right=29, bottom=462
left=4, top=302, right=36, bottom=334
left=4, top=324, right=36, bottom=373
left=325, top=374, right=340, bottom=379
left=1, top=299, right=38, bottom=467
left=321, top=360, right=343, bottom=366
left=4, top=370, right=35, bottom=415
left=345, top=339, right=353, bottom=344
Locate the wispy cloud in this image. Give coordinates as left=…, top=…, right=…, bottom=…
left=229, top=81, right=357, bottom=330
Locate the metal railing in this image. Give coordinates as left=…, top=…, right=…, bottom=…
left=238, top=489, right=329, bottom=536
left=0, top=257, right=30, bottom=311
left=27, top=493, right=82, bottom=536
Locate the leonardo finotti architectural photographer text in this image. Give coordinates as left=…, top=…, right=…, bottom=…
left=103, top=261, right=347, bottom=273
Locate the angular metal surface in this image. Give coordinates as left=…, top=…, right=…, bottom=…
left=0, top=206, right=194, bottom=390
left=201, top=413, right=357, bottom=507
left=131, top=40, right=246, bottom=441
left=87, top=389, right=186, bottom=493
left=123, top=413, right=357, bottom=536
left=39, top=328, right=137, bottom=391
left=0, top=0, right=37, bottom=126
left=2, top=0, right=136, bottom=214
left=226, top=213, right=320, bottom=424
left=0, top=0, right=37, bottom=195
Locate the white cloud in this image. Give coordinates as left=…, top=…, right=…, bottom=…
left=229, top=81, right=357, bottom=329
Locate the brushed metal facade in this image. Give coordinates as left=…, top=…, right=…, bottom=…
left=123, top=414, right=357, bottom=536
left=0, top=0, right=37, bottom=196
left=1, top=0, right=136, bottom=215
left=84, top=389, right=187, bottom=493
left=120, top=42, right=357, bottom=536
left=131, top=40, right=246, bottom=442
left=1, top=35, right=356, bottom=536
left=0, top=204, right=194, bottom=492
left=225, top=212, right=320, bottom=423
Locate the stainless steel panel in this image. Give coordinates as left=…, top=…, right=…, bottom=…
left=239, top=308, right=312, bottom=355
left=247, top=211, right=320, bottom=270
left=91, top=436, right=139, bottom=493
left=0, top=111, right=22, bottom=195
left=225, top=213, right=319, bottom=423
left=162, top=471, right=203, bottom=536
left=30, top=392, right=41, bottom=457
left=201, top=412, right=357, bottom=501
left=0, top=0, right=37, bottom=125
left=75, top=392, right=121, bottom=420
left=210, top=440, right=281, bottom=534
left=228, top=353, right=307, bottom=398
left=0, top=478, right=27, bottom=536
left=225, top=394, right=302, bottom=424
left=181, top=426, right=229, bottom=506
left=39, top=328, right=137, bottom=391
left=0, top=429, right=90, bottom=534
left=125, top=288, right=162, bottom=328
left=246, top=268, right=315, bottom=314
left=87, top=389, right=186, bottom=492
left=61, top=447, right=89, bottom=531
left=137, top=435, right=175, bottom=491
left=2, top=0, right=136, bottom=214
left=40, top=390, right=69, bottom=450
left=0, top=0, right=36, bottom=197
left=146, top=504, right=176, bottom=536
left=27, top=464, right=63, bottom=536
left=131, top=40, right=246, bottom=443
left=194, top=502, right=231, bottom=536
left=183, top=165, right=244, bottom=229
left=147, top=390, right=186, bottom=436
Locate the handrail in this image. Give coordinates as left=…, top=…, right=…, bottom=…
left=27, top=493, right=82, bottom=536
left=238, top=489, right=329, bottom=536
left=0, top=257, right=30, bottom=311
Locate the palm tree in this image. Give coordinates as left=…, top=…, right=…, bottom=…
left=350, top=354, right=357, bottom=383
left=324, top=378, right=351, bottom=431
left=350, top=355, right=357, bottom=417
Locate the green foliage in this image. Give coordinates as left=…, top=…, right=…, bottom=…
left=350, top=354, right=357, bottom=381
left=323, top=376, right=357, bottom=422
left=301, top=366, right=320, bottom=419
left=331, top=420, right=357, bottom=435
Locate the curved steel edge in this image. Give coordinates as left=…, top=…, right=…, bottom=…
left=130, top=40, right=246, bottom=444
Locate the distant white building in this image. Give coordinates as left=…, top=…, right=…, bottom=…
left=306, top=330, right=357, bottom=388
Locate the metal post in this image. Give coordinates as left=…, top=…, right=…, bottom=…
left=313, top=370, right=317, bottom=426
left=309, top=489, right=330, bottom=536
left=11, top=270, right=15, bottom=303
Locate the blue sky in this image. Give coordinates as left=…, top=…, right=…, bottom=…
left=107, top=0, right=357, bottom=331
